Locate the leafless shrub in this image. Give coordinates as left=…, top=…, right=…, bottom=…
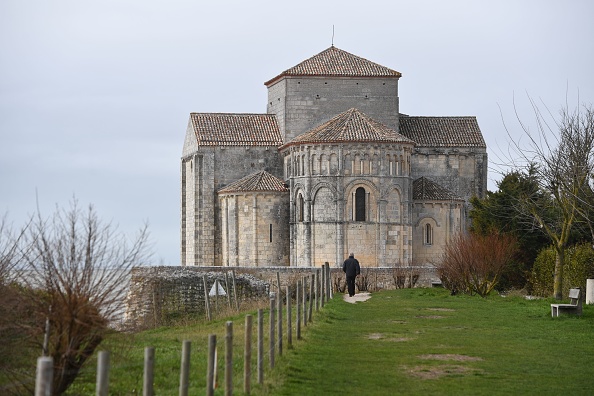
left=0, top=214, right=35, bottom=392
left=438, top=232, right=518, bottom=297
left=17, top=200, right=151, bottom=395
left=356, top=267, right=372, bottom=292
left=392, top=264, right=420, bottom=289
left=332, top=272, right=346, bottom=293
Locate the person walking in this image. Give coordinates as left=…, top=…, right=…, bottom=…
left=342, top=253, right=361, bottom=297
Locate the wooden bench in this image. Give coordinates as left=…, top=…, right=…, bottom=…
left=550, top=288, right=582, bottom=317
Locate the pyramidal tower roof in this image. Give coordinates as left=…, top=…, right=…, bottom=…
left=265, top=46, right=401, bottom=86
left=280, top=108, right=414, bottom=149
left=218, top=171, right=289, bottom=194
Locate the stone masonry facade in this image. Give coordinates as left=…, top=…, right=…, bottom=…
left=181, top=46, right=487, bottom=269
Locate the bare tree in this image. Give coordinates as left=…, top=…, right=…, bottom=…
left=0, top=215, right=31, bottom=388
left=0, top=213, right=27, bottom=284
left=502, top=102, right=594, bottom=299
left=18, top=200, right=151, bottom=395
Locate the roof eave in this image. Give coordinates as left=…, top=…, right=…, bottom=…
left=265, top=73, right=401, bottom=87
left=279, top=139, right=415, bottom=151
left=218, top=189, right=289, bottom=195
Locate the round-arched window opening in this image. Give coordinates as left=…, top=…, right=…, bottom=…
left=355, top=187, right=366, bottom=221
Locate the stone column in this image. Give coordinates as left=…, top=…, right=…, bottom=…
left=252, top=195, right=258, bottom=267
left=378, top=197, right=387, bottom=267
left=221, top=196, right=228, bottom=266
left=289, top=149, right=296, bottom=267
left=181, top=158, right=187, bottom=265
left=336, top=145, right=345, bottom=266
left=233, top=196, right=239, bottom=266
left=304, top=147, right=312, bottom=267
left=193, top=153, right=202, bottom=266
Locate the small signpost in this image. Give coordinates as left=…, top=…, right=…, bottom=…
left=209, top=279, right=227, bottom=297
left=209, top=279, right=227, bottom=315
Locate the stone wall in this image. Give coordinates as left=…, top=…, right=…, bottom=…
left=125, top=265, right=440, bottom=327
left=219, top=191, right=290, bottom=267
left=411, top=148, right=488, bottom=203
left=267, top=76, right=400, bottom=142
left=412, top=201, right=463, bottom=263
left=181, top=145, right=284, bottom=266
left=125, top=266, right=269, bottom=328
left=283, top=142, right=415, bottom=267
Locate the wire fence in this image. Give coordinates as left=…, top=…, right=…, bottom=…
left=34, top=264, right=334, bottom=395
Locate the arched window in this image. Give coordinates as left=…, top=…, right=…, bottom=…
left=424, top=223, right=433, bottom=245
left=297, top=194, right=304, bottom=222
left=355, top=187, right=366, bottom=221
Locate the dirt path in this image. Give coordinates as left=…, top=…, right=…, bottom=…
left=342, top=292, right=371, bottom=303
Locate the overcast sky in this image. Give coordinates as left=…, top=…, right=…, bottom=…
left=1, top=0, right=593, bottom=265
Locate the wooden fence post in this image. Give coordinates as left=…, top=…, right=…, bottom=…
left=286, top=285, right=292, bottom=348
left=302, top=277, right=307, bottom=326
left=179, top=341, right=191, bottom=396
left=244, top=314, right=252, bottom=395
left=224, top=272, right=231, bottom=308
left=207, top=335, right=216, bottom=396
left=321, top=268, right=325, bottom=307
left=215, top=279, right=219, bottom=315
left=257, top=309, right=264, bottom=384
left=269, top=294, right=276, bottom=369
left=231, top=269, right=239, bottom=312
left=96, top=350, right=110, bottom=396
left=143, top=347, right=154, bottom=396
left=203, top=276, right=211, bottom=321
left=308, top=274, right=314, bottom=322
left=277, top=289, right=283, bottom=356
left=42, top=313, right=50, bottom=357
left=225, top=321, right=233, bottom=396
left=296, top=280, right=301, bottom=340
left=326, top=263, right=332, bottom=299
left=328, top=264, right=334, bottom=298
left=35, top=356, right=53, bottom=396
left=314, top=268, right=320, bottom=312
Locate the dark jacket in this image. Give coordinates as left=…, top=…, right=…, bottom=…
left=342, top=257, right=361, bottom=277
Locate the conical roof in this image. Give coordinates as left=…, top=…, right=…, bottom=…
left=265, top=46, right=401, bottom=86
left=218, top=171, right=289, bottom=194
left=413, top=177, right=463, bottom=201
left=280, top=108, right=414, bottom=149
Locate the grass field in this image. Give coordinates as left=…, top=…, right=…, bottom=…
left=63, top=288, right=594, bottom=395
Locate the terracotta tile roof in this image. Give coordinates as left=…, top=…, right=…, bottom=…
left=190, top=113, right=282, bottom=146
left=280, top=108, right=414, bottom=149
left=413, top=177, right=463, bottom=201
left=399, top=116, right=486, bottom=148
left=264, top=46, right=401, bottom=86
left=218, top=171, right=289, bottom=194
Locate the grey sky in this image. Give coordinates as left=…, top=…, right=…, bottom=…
left=1, top=0, right=593, bottom=265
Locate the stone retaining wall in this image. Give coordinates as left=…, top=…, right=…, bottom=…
left=125, top=265, right=440, bottom=327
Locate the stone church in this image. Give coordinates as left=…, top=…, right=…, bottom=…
left=181, top=46, right=487, bottom=268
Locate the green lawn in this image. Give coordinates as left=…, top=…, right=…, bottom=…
left=64, top=288, right=594, bottom=395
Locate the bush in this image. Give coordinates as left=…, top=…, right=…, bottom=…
left=530, top=243, right=594, bottom=297
left=438, top=232, right=518, bottom=297
left=15, top=201, right=151, bottom=395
